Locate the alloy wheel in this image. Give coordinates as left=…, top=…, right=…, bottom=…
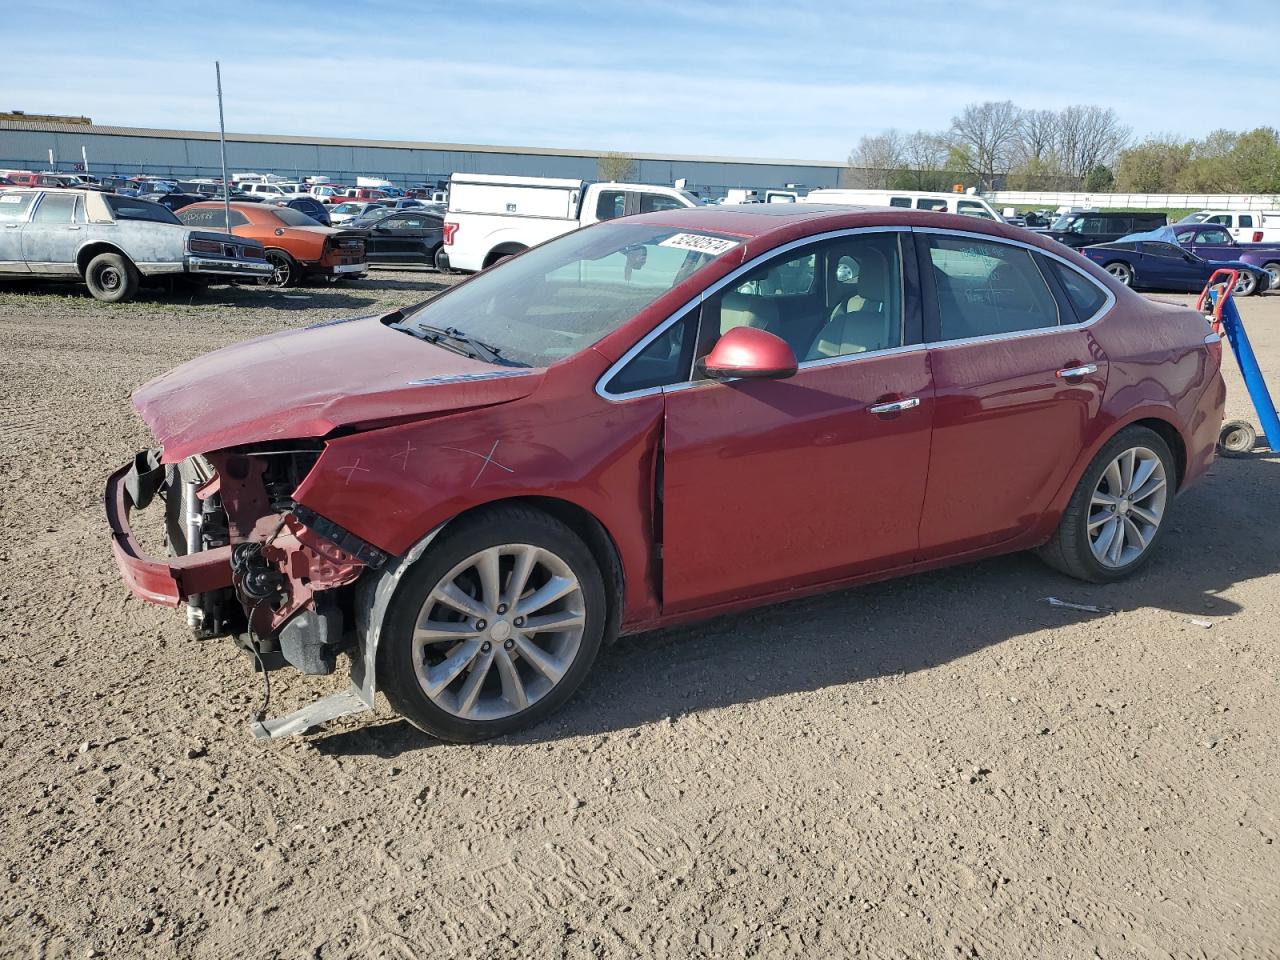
left=1088, top=446, right=1168, bottom=568
left=1234, top=272, right=1256, bottom=296
left=411, top=544, right=586, bottom=720
left=1105, top=263, right=1132, bottom=286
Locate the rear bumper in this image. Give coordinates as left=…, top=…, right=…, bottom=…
left=317, top=261, right=368, bottom=278
left=186, top=255, right=273, bottom=279
left=105, top=456, right=233, bottom=608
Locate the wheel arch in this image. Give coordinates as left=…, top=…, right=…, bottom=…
left=75, top=241, right=132, bottom=276
left=483, top=243, right=528, bottom=269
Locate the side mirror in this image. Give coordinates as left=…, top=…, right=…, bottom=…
left=699, top=326, right=798, bottom=381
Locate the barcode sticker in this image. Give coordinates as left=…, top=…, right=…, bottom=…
left=658, top=233, right=739, bottom=256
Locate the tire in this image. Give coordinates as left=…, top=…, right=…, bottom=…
left=1218, top=419, right=1257, bottom=458
left=1234, top=271, right=1258, bottom=297
left=260, top=249, right=300, bottom=287
left=84, top=252, right=139, bottom=303
left=379, top=505, right=607, bottom=742
left=1104, top=261, right=1133, bottom=287
left=432, top=245, right=451, bottom=273
left=1261, top=262, right=1279, bottom=293
left=1037, top=425, right=1175, bottom=583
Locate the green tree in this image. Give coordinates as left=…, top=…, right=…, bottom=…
left=1084, top=165, right=1115, bottom=191
left=1114, top=138, right=1192, bottom=192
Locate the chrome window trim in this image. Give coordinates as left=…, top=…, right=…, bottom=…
left=596, top=226, right=911, bottom=402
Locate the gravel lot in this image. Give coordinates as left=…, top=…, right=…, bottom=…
left=1, top=270, right=1277, bottom=960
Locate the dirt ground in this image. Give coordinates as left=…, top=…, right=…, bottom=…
left=0, top=269, right=1277, bottom=960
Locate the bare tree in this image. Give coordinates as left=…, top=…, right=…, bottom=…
left=1055, top=105, right=1130, bottom=179
left=948, top=101, right=1022, bottom=188
left=899, top=130, right=950, bottom=189
left=846, top=129, right=904, bottom=187
left=1016, top=108, right=1059, bottom=165
left=597, top=152, right=636, bottom=182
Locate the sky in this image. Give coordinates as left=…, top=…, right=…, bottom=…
left=2, top=0, right=1277, bottom=162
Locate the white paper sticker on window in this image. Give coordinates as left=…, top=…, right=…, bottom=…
left=658, top=233, right=738, bottom=256
left=0, top=195, right=24, bottom=204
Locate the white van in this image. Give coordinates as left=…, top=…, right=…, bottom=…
left=801, top=189, right=1001, bottom=221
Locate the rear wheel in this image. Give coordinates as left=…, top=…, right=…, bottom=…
left=260, top=249, right=300, bottom=287
left=84, top=252, right=140, bottom=302
left=1105, top=261, right=1133, bottom=287
left=1234, top=271, right=1259, bottom=297
left=433, top=245, right=451, bottom=273
left=379, top=506, right=606, bottom=742
left=1038, top=426, right=1174, bottom=583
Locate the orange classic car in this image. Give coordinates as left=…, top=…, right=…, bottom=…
left=177, top=201, right=367, bottom=286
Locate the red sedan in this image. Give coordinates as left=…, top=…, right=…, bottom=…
left=105, top=205, right=1225, bottom=742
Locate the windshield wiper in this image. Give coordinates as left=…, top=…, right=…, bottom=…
left=392, top=318, right=526, bottom=367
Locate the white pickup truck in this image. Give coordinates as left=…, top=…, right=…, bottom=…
left=1179, top=209, right=1280, bottom=244
left=442, top=173, right=699, bottom=272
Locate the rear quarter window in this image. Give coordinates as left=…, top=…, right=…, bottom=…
left=1048, top=260, right=1109, bottom=321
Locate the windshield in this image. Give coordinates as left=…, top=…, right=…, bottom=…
left=401, top=222, right=740, bottom=366
left=1050, top=215, right=1079, bottom=231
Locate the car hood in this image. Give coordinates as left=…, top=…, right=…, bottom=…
left=134, top=315, right=543, bottom=463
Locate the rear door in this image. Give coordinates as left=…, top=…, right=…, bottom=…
left=916, top=229, right=1109, bottom=557
left=657, top=228, right=935, bottom=611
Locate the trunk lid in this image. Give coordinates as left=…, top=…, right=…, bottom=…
left=134, top=316, right=542, bottom=462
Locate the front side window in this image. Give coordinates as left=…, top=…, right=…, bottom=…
left=399, top=222, right=738, bottom=367
left=701, top=232, right=904, bottom=363
left=916, top=198, right=948, bottom=212
left=889, top=197, right=912, bottom=208
left=1206, top=215, right=1230, bottom=226
left=0, top=192, right=36, bottom=222
left=926, top=235, right=1059, bottom=339
left=1197, top=228, right=1232, bottom=244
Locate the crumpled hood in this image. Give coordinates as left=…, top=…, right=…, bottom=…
left=134, top=315, right=543, bottom=463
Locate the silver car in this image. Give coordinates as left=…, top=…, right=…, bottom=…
left=0, top=189, right=271, bottom=302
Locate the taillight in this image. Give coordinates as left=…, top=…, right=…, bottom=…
left=443, top=221, right=458, bottom=245
left=1251, top=231, right=1263, bottom=243
left=188, top=238, right=223, bottom=255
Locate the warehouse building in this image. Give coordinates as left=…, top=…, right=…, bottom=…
left=0, top=119, right=847, bottom=197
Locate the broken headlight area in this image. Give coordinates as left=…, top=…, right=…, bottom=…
left=148, top=442, right=384, bottom=676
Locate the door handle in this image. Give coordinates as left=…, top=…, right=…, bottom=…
left=868, top=397, right=921, bottom=415
left=67, top=225, right=83, bottom=231
left=2, top=223, right=19, bottom=229
left=1056, top=363, right=1098, bottom=379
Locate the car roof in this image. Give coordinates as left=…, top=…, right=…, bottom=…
left=623, top=203, right=1051, bottom=248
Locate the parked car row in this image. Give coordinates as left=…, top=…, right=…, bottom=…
left=1082, top=226, right=1274, bottom=296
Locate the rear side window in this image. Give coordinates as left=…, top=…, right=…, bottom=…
left=639, top=193, right=686, bottom=213
left=1239, top=214, right=1254, bottom=228
left=105, top=195, right=181, bottom=224
left=32, top=192, right=78, bottom=223
left=926, top=235, right=1059, bottom=339
left=888, top=197, right=912, bottom=208
left=956, top=200, right=996, bottom=220
left=595, top=190, right=626, bottom=221
left=1048, top=261, right=1108, bottom=320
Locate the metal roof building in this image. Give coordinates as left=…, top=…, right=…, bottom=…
left=0, top=120, right=847, bottom=195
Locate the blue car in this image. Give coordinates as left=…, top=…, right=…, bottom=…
left=1082, top=227, right=1269, bottom=296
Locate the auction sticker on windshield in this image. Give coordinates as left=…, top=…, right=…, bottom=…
left=658, top=233, right=739, bottom=256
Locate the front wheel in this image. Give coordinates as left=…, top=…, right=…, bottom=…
left=1105, top=261, right=1133, bottom=287
left=379, top=506, right=606, bottom=742
left=1262, top=262, right=1280, bottom=292
left=1038, top=426, right=1174, bottom=583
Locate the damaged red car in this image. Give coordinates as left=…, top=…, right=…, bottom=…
left=106, top=204, right=1226, bottom=742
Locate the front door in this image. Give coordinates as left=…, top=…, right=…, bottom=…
left=915, top=231, right=1109, bottom=557
left=660, top=229, right=935, bottom=613
left=0, top=191, right=36, bottom=273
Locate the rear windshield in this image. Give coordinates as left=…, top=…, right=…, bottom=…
left=270, top=207, right=322, bottom=227
left=104, top=195, right=181, bottom=224
left=400, top=222, right=740, bottom=367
